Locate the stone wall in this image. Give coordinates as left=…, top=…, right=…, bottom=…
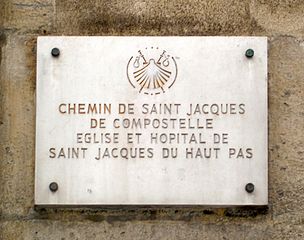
left=0, top=0, right=304, bottom=239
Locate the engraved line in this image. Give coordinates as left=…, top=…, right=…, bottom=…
left=127, top=57, right=136, bottom=88
left=133, top=63, right=149, bottom=74
left=168, top=57, right=178, bottom=89
left=138, top=74, right=148, bottom=84
left=135, top=72, right=147, bottom=82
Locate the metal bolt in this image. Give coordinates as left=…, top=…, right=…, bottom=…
left=49, top=182, right=58, bottom=192
left=245, top=183, right=254, bottom=193
left=245, top=49, right=254, bottom=58
left=51, top=48, right=60, bottom=57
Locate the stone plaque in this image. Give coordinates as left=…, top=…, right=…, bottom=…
left=35, top=37, right=268, bottom=206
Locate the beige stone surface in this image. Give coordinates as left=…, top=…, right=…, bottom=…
left=2, top=0, right=54, bottom=34
left=250, top=0, right=304, bottom=36
left=55, top=0, right=252, bottom=35
left=1, top=0, right=304, bottom=239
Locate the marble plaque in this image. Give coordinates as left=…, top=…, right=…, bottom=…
left=35, top=37, right=268, bottom=206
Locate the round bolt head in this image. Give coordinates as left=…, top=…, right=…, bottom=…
left=49, top=182, right=58, bottom=192
left=245, top=183, right=254, bottom=193
left=245, top=49, right=254, bottom=58
left=51, top=48, right=60, bottom=57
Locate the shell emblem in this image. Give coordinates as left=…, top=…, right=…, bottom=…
left=127, top=47, right=178, bottom=95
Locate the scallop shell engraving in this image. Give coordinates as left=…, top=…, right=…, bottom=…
left=134, top=59, right=172, bottom=92
left=127, top=47, right=178, bottom=95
